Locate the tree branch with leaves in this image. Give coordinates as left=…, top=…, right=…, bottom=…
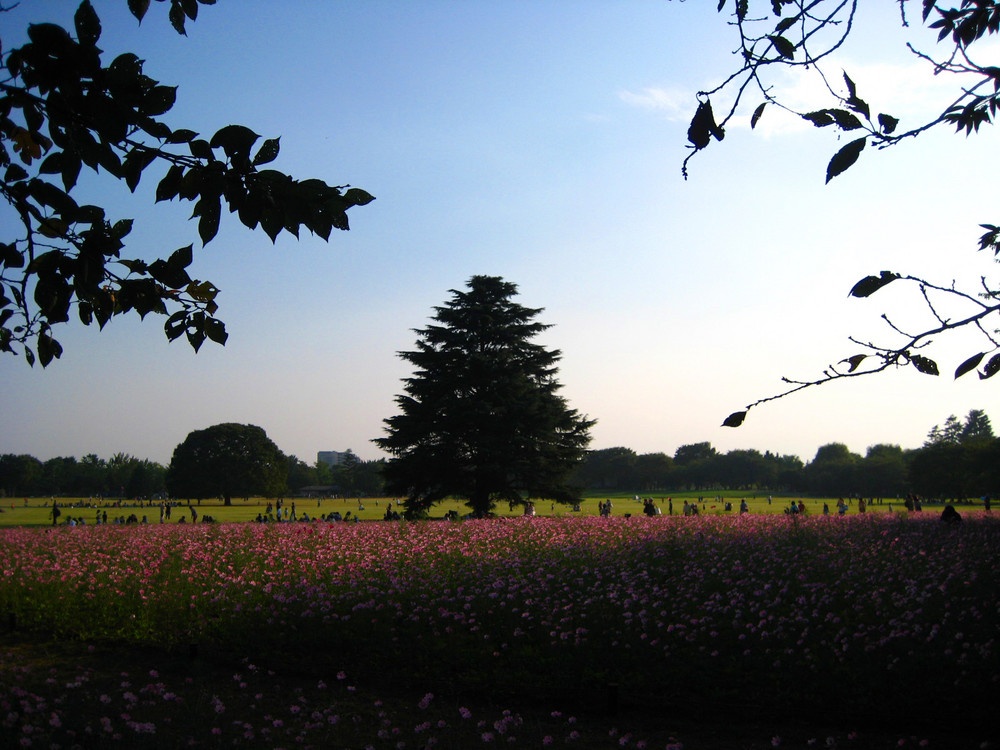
left=0, top=0, right=374, bottom=365
left=681, top=0, right=1000, bottom=426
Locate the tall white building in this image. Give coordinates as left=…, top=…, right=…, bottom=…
left=317, top=450, right=352, bottom=467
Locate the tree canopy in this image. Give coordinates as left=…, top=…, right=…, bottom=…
left=689, top=1, right=1000, bottom=427
left=165, top=422, right=287, bottom=505
left=0, top=0, right=373, bottom=365
left=374, top=275, right=595, bottom=518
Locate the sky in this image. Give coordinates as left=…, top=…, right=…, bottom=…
left=1, top=0, right=997, bottom=467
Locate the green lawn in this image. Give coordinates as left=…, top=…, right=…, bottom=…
left=0, top=491, right=955, bottom=527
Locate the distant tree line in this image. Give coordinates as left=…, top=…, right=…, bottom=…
left=2, top=410, right=994, bottom=501
left=0, top=452, right=167, bottom=498
left=0, top=446, right=386, bottom=499
left=574, top=410, right=998, bottom=500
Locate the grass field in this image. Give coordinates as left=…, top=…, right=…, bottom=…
left=0, top=511, right=996, bottom=748
left=0, top=491, right=960, bottom=527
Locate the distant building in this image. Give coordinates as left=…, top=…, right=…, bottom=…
left=317, top=450, right=352, bottom=467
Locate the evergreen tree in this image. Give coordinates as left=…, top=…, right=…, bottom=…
left=961, top=409, right=994, bottom=444
left=375, top=276, right=594, bottom=518
left=925, top=415, right=964, bottom=447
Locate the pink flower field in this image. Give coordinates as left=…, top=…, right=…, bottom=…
left=0, top=513, right=997, bottom=748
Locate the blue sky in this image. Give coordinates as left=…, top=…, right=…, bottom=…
left=1, top=1, right=996, bottom=467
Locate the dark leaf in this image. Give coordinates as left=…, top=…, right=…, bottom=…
left=164, top=310, right=187, bottom=341
left=169, top=1, right=187, bottom=34
left=802, top=110, right=835, bottom=127
left=148, top=258, right=191, bottom=288
left=910, top=354, right=939, bottom=376
left=768, top=35, right=795, bottom=59
left=120, top=278, right=166, bottom=318
left=981, top=353, right=1000, bottom=380
left=955, top=352, right=986, bottom=379
left=774, top=16, right=797, bottom=34
left=76, top=205, right=106, bottom=224
left=186, top=280, right=219, bottom=304
left=123, top=148, right=157, bottom=192
left=196, top=197, right=221, bottom=245
left=260, top=208, right=282, bottom=242
left=210, top=124, right=260, bottom=161
left=4, top=164, right=29, bottom=182
left=128, top=0, right=151, bottom=22
left=38, top=218, right=69, bottom=238
left=27, top=23, right=73, bottom=50
left=78, top=302, right=93, bottom=326
left=74, top=249, right=105, bottom=293
left=849, top=270, right=899, bottom=298
left=37, top=330, right=62, bottom=367
left=60, top=153, right=82, bottom=192
left=828, top=109, right=864, bottom=130
left=843, top=71, right=857, bottom=99
left=343, top=187, right=376, bottom=207
left=204, top=316, right=228, bottom=345
left=826, top=137, right=866, bottom=183
left=95, top=145, right=123, bottom=178
left=846, top=96, right=870, bottom=120
left=33, top=274, right=72, bottom=323
left=877, top=113, right=899, bottom=134
left=141, top=86, right=177, bottom=117
left=978, top=224, right=1000, bottom=255
left=751, top=102, right=766, bottom=129
left=329, top=208, right=350, bottom=232
left=119, top=259, right=148, bottom=274
left=29, top=179, right=78, bottom=215
left=169, top=244, right=193, bottom=270
left=252, top=137, right=280, bottom=166
left=0, top=243, right=25, bottom=269
left=107, top=53, right=144, bottom=91
left=167, top=129, right=198, bottom=144
left=687, top=100, right=724, bottom=150
left=842, top=354, right=866, bottom=372
left=39, top=152, right=64, bottom=175
left=111, top=219, right=134, bottom=240
left=156, top=165, right=185, bottom=202
left=189, top=139, right=213, bottom=160
left=74, top=1, right=102, bottom=47
left=722, top=410, right=747, bottom=428
left=186, top=316, right=206, bottom=351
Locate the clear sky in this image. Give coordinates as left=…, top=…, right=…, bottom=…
left=1, top=1, right=996, bottom=467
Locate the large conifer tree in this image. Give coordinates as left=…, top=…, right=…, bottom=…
left=375, top=276, right=594, bottom=518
